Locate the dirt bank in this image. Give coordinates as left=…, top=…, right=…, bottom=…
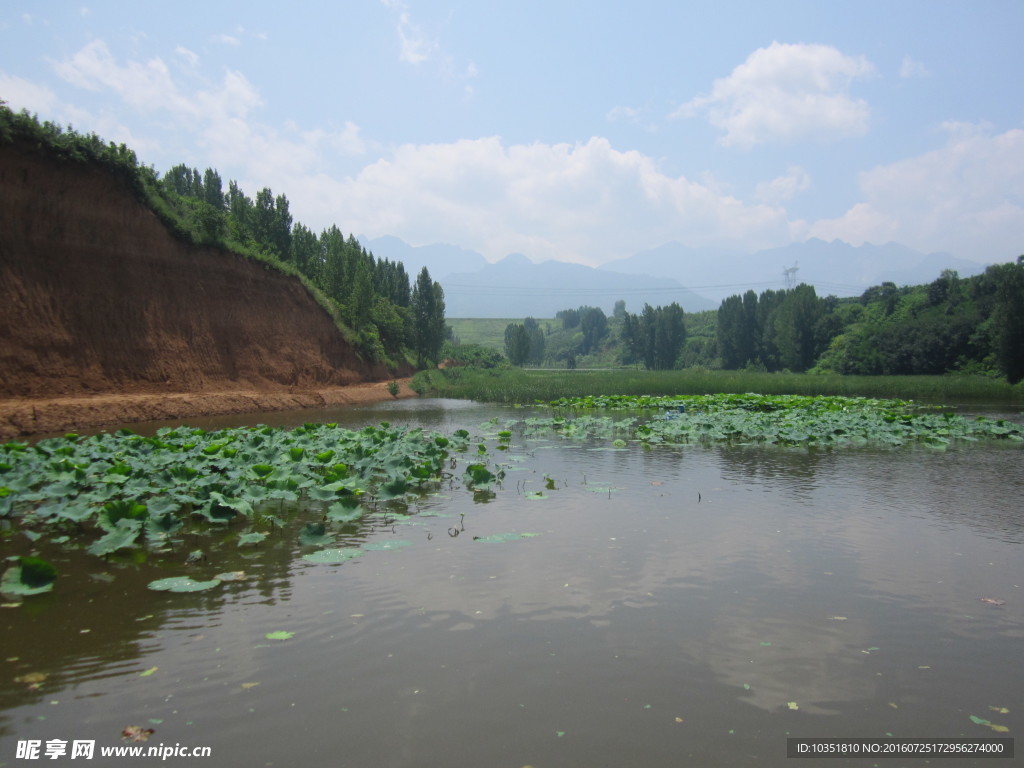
left=0, top=379, right=417, bottom=440
left=0, top=143, right=413, bottom=437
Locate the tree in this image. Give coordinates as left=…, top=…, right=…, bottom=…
left=202, top=168, right=225, bottom=211
left=580, top=307, right=608, bottom=354
left=652, top=302, right=686, bottom=369
left=772, top=284, right=823, bottom=372
left=290, top=223, right=320, bottom=280
left=504, top=323, right=530, bottom=365
left=991, top=257, right=1024, bottom=383
left=716, top=295, right=744, bottom=369
left=522, top=317, right=546, bottom=365
left=411, top=267, right=446, bottom=367
left=623, top=303, right=686, bottom=370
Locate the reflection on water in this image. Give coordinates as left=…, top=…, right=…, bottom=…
left=2, top=400, right=1021, bottom=766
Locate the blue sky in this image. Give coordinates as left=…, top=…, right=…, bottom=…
left=2, top=0, right=1022, bottom=267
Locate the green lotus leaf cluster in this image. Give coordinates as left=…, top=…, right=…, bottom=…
left=0, top=421, right=476, bottom=561
left=533, top=393, right=1024, bottom=448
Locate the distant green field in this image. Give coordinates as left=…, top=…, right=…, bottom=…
left=448, top=317, right=556, bottom=349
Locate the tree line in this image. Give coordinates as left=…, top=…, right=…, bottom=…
left=716, top=263, right=1024, bottom=383
left=0, top=103, right=446, bottom=368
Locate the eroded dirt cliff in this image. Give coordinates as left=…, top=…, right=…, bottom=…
left=0, top=144, right=408, bottom=437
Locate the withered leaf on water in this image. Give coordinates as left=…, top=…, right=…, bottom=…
left=121, top=725, right=155, bottom=742
left=14, top=672, right=47, bottom=689
left=978, top=598, right=1005, bottom=606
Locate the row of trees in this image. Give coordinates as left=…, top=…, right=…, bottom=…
left=1, top=104, right=447, bottom=368
left=504, top=318, right=546, bottom=366
left=716, top=261, right=1024, bottom=383
left=620, top=303, right=687, bottom=370
left=716, top=284, right=839, bottom=373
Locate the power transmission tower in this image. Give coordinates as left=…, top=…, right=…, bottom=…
left=783, top=261, right=799, bottom=290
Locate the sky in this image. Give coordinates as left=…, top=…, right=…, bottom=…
left=2, top=0, right=1022, bottom=268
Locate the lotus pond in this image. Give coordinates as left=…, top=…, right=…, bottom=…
left=1, top=394, right=1022, bottom=766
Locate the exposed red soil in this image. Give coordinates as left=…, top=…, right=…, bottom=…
left=0, top=380, right=416, bottom=440
left=0, top=144, right=413, bottom=439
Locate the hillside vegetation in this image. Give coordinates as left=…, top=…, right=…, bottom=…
left=0, top=103, right=445, bottom=370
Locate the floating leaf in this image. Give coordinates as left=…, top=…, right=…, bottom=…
left=326, top=502, right=362, bottom=524
left=473, top=532, right=542, bottom=543
left=87, top=518, right=143, bottom=556
left=301, top=548, right=363, bottom=564
left=298, top=522, right=334, bottom=548
left=14, top=671, right=48, bottom=689
left=237, top=532, right=267, bottom=548
left=139, top=667, right=158, bottom=677
left=265, top=631, right=294, bottom=641
left=214, top=571, right=247, bottom=582
left=787, top=702, right=799, bottom=710
left=147, top=576, right=221, bottom=593
left=121, top=725, right=154, bottom=742
left=1, top=557, right=58, bottom=596
left=363, top=540, right=413, bottom=551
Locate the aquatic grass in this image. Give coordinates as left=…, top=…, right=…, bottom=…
left=412, top=367, right=1024, bottom=405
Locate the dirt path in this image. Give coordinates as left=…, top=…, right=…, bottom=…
left=0, top=379, right=418, bottom=440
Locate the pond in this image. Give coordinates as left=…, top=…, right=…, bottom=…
left=1, top=399, right=1021, bottom=766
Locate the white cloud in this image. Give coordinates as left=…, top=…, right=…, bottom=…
left=674, top=41, right=874, bottom=148
left=899, top=55, right=929, bottom=78
left=322, top=136, right=792, bottom=264
left=379, top=0, right=438, bottom=65
left=809, top=123, right=1024, bottom=261
left=755, top=166, right=811, bottom=204
left=0, top=73, right=57, bottom=114
left=606, top=105, right=640, bottom=122
left=175, top=46, right=199, bottom=68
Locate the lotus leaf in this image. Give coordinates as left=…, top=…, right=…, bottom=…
left=363, top=540, right=413, bottom=551
left=302, top=548, right=364, bottom=563
left=473, top=532, right=541, bottom=543
left=326, top=502, right=362, bottom=524
left=88, top=518, right=143, bottom=556
left=237, top=532, right=268, bottom=547
left=147, top=576, right=221, bottom=592
left=265, top=631, right=294, bottom=640
left=298, top=523, right=334, bottom=548
left=0, top=557, right=58, bottom=595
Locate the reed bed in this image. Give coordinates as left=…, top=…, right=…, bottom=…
left=412, top=367, right=1024, bottom=406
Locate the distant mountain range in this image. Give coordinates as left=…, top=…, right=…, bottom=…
left=361, top=235, right=992, bottom=318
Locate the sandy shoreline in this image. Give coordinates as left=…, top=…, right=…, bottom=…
left=0, top=378, right=418, bottom=440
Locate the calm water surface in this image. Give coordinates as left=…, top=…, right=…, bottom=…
left=1, top=400, right=1021, bottom=767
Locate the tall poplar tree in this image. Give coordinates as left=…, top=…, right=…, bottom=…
left=411, top=267, right=446, bottom=367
